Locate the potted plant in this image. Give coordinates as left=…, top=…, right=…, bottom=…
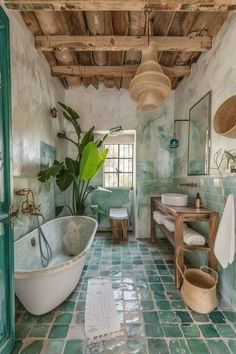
left=38, top=102, right=108, bottom=215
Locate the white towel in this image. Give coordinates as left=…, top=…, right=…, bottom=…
left=153, top=210, right=166, bottom=224
left=214, top=194, right=235, bottom=269
left=183, top=227, right=205, bottom=246
left=163, top=217, right=175, bottom=232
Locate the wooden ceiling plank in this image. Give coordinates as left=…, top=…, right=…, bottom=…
left=34, top=11, right=81, bottom=87
left=51, top=64, right=191, bottom=78
left=35, top=35, right=212, bottom=52
left=4, top=0, right=236, bottom=11
left=174, top=11, right=229, bottom=65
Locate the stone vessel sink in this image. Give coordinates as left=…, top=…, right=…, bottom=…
left=161, top=193, right=188, bottom=207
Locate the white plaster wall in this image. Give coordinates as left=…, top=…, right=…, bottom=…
left=65, top=85, right=138, bottom=131
left=174, top=12, right=236, bottom=178
left=7, top=11, right=65, bottom=239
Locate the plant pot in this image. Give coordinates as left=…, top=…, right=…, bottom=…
left=76, top=203, right=86, bottom=215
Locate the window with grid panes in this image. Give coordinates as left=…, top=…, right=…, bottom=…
left=103, top=144, right=133, bottom=188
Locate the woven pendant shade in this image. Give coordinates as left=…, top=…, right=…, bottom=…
left=129, top=44, right=171, bottom=111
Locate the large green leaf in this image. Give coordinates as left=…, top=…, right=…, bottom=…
left=65, top=157, right=80, bottom=176
left=58, top=102, right=82, bottom=139
left=38, top=161, right=63, bottom=182
left=58, top=102, right=80, bottom=120
left=79, top=142, right=108, bottom=181
left=56, top=169, right=75, bottom=191
left=80, top=126, right=95, bottom=152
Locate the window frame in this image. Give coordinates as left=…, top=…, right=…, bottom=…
left=103, top=143, right=134, bottom=188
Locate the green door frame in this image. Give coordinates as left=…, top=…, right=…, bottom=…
left=0, top=6, right=14, bottom=354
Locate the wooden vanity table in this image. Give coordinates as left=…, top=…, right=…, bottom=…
left=150, top=197, right=218, bottom=289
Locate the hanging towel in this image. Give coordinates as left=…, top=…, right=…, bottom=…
left=214, top=194, right=235, bottom=269
left=153, top=210, right=166, bottom=224
left=183, top=227, right=205, bottom=246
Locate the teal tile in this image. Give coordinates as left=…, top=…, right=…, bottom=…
left=228, top=340, right=236, bottom=353
left=215, top=324, right=235, bottom=337
left=46, top=340, right=64, bottom=354
left=169, top=339, right=190, bottom=354
left=206, top=340, right=231, bottom=354
left=143, top=311, right=159, bottom=323
left=171, top=301, right=187, bottom=310
left=128, top=337, right=148, bottom=354
left=148, top=339, right=169, bottom=354
left=181, top=324, right=200, bottom=338
left=175, top=311, right=193, bottom=323
left=159, top=311, right=177, bottom=323
left=76, top=312, right=85, bottom=324
left=144, top=323, right=164, bottom=337
left=15, top=325, right=31, bottom=339
left=187, top=339, right=210, bottom=354
left=19, top=313, right=37, bottom=325
left=37, top=313, right=55, bottom=323
left=10, top=340, right=23, bottom=354
left=155, top=300, right=171, bottom=310
left=57, top=301, right=75, bottom=311
left=49, top=325, right=69, bottom=339
left=140, top=301, right=155, bottom=310
left=127, top=324, right=144, bottom=337
left=198, top=324, right=220, bottom=338
left=191, top=312, right=209, bottom=322
left=223, top=311, right=236, bottom=322
left=55, top=313, right=73, bottom=324
left=29, top=324, right=49, bottom=337
left=64, top=340, right=85, bottom=354
left=21, top=340, right=44, bottom=354
left=163, top=324, right=183, bottom=337
left=209, top=311, right=225, bottom=323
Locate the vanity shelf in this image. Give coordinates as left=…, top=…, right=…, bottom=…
left=150, top=197, right=218, bottom=289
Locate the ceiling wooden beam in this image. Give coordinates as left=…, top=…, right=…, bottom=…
left=51, top=64, right=191, bottom=78
left=35, top=35, right=212, bottom=52
left=4, top=0, right=236, bottom=11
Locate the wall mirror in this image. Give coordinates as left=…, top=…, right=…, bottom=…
left=188, top=92, right=211, bottom=175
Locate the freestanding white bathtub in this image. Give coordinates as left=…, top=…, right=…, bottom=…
left=14, top=216, right=97, bottom=315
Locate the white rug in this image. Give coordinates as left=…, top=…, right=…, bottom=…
left=85, top=278, right=121, bottom=342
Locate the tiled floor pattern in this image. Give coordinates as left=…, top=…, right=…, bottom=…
left=12, top=236, right=236, bottom=354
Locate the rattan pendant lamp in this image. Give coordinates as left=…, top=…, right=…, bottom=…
left=129, top=11, right=171, bottom=111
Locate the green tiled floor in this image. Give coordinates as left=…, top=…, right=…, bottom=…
left=12, top=237, right=236, bottom=353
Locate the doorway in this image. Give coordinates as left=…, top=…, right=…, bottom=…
left=0, top=6, right=14, bottom=354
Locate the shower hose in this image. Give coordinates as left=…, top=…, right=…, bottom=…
left=36, top=215, right=52, bottom=268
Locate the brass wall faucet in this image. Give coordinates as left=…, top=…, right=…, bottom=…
left=12, top=188, right=45, bottom=219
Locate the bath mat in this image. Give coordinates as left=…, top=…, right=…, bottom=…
left=85, top=277, right=121, bottom=343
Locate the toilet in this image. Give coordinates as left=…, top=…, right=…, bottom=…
left=109, top=208, right=129, bottom=242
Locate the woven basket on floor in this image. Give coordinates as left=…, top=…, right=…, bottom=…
left=213, top=95, right=236, bottom=138
left=177, top=264, right=218, bottom=314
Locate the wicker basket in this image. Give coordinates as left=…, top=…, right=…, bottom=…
left=213, top=95, right=236, bottom=138
left=177, top=264, right=218, bottom=314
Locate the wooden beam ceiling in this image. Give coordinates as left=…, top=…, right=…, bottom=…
left=35, top=35, right=212, bottom=52
left=4, top=0, right=236, bottom=11
left=51, top=64, right=191, bottom=78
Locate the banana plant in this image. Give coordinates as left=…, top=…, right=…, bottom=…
left=38, top=103, right=109, bottom=215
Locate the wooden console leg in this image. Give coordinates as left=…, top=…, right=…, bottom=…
left=150, top=197, right=156, bottom=243
left=175, top=215, right=184, bottom=289
left=208, top=213, right=218, bottom=271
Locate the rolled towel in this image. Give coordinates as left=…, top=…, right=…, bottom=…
left=163, top=217, right=175, bottom=232
left=153, top=210, right=166, bottom=224
left=183, top=227, right=205, bottom=246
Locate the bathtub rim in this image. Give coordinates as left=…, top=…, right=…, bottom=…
left=14, top=215, right=98, bottom=279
